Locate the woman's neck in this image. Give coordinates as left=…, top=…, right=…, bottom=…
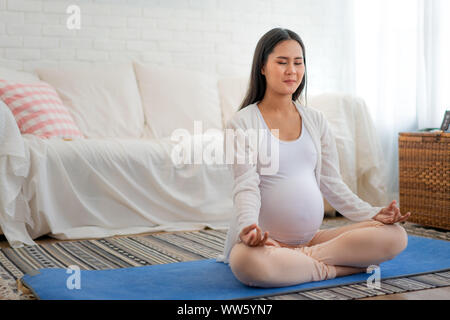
left=258, top=92, right=295, bottom=115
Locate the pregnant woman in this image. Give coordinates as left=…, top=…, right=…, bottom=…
left=215, top=28, right=411, bottom=288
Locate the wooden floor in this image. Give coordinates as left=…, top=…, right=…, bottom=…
left=1, top=231, right=449, bottom=300
left=360, top=286, right=450, bottom=300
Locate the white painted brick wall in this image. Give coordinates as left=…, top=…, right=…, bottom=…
left=0, top=0, right=354, bottom=94
left=7, top=0, right=42, bottom=12
left=0, top=35, right=21, bottom=47
left=5, top=48, right=40, bottom=60
left=41, top=48, right=75, bottom=60
left=24, top=36, right=59, bottom=48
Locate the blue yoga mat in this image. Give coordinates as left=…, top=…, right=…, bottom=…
left=21, top=235, right=450, bottom=300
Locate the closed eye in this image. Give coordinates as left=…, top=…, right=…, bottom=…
left=278, top=62, right=303, bottom=65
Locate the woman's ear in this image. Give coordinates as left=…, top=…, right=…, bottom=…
left=261, top=66, right=265, bottom=75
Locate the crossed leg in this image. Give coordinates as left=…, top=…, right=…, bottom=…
left=229, top=220, right=408, bottom=288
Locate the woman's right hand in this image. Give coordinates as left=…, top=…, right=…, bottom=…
left=239, top=223, right=275, bottom=247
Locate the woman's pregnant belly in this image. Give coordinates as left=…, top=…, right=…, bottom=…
left=258, top=173, right=324, bottom=245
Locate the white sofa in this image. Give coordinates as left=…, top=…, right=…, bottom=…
left=0, top=63, right=388, bottom=248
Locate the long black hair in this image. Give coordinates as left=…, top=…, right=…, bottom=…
left=239, top=28, right=307, bottom=110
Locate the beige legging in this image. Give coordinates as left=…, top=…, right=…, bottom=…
left=229, top=220, right=408, bottom=288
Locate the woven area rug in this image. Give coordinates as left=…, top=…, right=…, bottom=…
left=1, top=217, right=449, bottom=300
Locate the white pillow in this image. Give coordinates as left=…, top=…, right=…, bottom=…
left=0, top=66, right=40, bottom=83
left=133, top=62, right=223, bottom=139
left=217, top=76, right=249, bottom=127
left=35, top=63, right=144, bottom=139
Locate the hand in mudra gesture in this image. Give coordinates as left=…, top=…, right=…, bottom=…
left=239, top=224, right=278, bottom=247
left=373, top=200, right=411, bottom=224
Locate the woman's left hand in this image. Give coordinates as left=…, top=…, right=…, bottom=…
left=373, top=200, right=411, bottom=224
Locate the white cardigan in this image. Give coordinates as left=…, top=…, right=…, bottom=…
left=216, top=100, right=385, bottom=264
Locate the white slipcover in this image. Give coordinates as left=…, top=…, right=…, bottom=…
left=1, top=100, right=232, bottom=247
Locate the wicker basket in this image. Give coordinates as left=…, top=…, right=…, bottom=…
left=398, top=131, right=450, bottom=230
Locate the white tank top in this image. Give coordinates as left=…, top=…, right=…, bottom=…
left=256, top=106, right=324, bottom=245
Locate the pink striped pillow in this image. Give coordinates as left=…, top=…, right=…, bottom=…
left=0, top=79, right=83, bottom=139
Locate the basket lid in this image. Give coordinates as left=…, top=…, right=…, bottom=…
left=399, top=131, right=450, bottom=137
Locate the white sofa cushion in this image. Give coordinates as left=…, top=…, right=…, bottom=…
left=0, top=66, right=40, bottom=83
left=133, top=62, right=223, bottom=139
left=217, top=76, right=249, bottom=127
left=35, top=63, right=144, bottom=139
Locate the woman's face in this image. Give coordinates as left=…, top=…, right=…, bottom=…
left=261, top=40, right=305, bottom=97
